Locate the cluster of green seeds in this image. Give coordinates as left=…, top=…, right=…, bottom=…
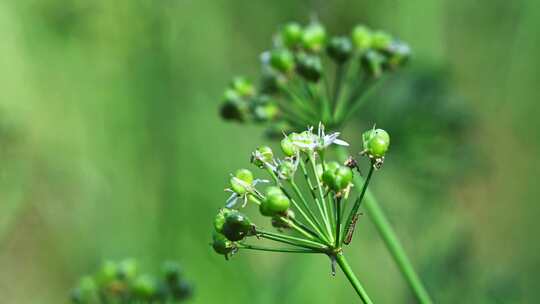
left=211, top=124, right=390, bottom=259
left=219, top=21, right=410, bottom=133
left=70, top=259, right=192, bottom=304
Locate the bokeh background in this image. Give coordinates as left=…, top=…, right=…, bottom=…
left=1, top=0, right=539, bottom=303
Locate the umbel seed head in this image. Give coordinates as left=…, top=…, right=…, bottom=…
left=252, top=146, right=274, bottom=168
left=322, top=162, right=353, bottom=191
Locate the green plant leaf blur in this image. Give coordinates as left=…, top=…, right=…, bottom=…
left=0, top=0, right=539, bottom=303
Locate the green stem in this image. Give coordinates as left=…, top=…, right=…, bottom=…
left=335, top=196, right=342, bottom=246
left=336, top=147, right=433, bottom=304
left=238, top=243, right=320, bottom=254
left=335, top=254, right=373, bottom=304
left=342, top=165, right=374, bottom=246
left=258, top=230, right=328, bottom=250
left=308, top=154, right=335, bottom=243
left=290, top=179, right=330, bottom=244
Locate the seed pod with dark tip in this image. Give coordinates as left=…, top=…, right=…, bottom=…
left=222, top=211, right=253, bottom=241
left=327, top=36, right=353, bottom=63
left=361, top=50, right=385, bottom=78
left=296, top=53, right=323, bottom=82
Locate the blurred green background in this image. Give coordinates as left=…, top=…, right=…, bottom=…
left=1, top=0, right=539, bottom=303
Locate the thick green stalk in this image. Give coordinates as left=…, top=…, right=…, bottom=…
left=335, top=254, right=373, bottom=304
left=336, top=147, right=433, bottom=304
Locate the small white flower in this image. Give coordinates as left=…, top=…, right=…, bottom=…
left=289, top=123, right=349, bottom=151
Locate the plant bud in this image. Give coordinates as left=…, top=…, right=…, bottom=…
left=277, top=161, right=295, bottom=180
left=334, top=166, right=353, bottom=190
left=220, top=89, right=248, bottom=122
left=230, top=77, right=255, bottom=97
left=222, top=211, right=253, bottom=241
left=96, top=261, right=118, bottom=286
left=371, top=31, right=393, bottom=50
left=281, top=22, right=303, bottom=48
left=262, top=186, right=290, bottom=215
left=161, top=261, right=182, bottom=284
left=230, top=169, right=253, bottom=194
left=362, top=128, right=390, bottom=157
left=361, top=50, right=385, bottom=78
left=322, top=162, right=353, bottom=191
left=71, top=276, right=97, bottom=303
left=132, top=275, right=157, bottom=300
left=280, top=136, right=299, bottom=156
left=212, top=232, right=234, bottom=255
left=296, top=53, right=322, bottom=82
left=117, top=258, right=138, bottom=281
left=171, top=281, right=193, bottom=301
left=270, top=49, right=295, bottom=73
left=214, top=208, right=233, bottom=233
left=327, top=36, right=353, bottom=63
left=252, top=97, right=279, bottom=122
left=302, top=23, right=326, bottom=52
left=382, top=41, right=411, bottom=69
left=252, top=146, right=273, bottom=168
left=352, top=25, right=372, bottom=51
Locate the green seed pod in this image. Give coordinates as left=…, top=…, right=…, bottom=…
left=171, top=281, right=193, bottom=301
left=296, top=53, right=323, bottom=82
left=117, top=258, right=138, bottom=281
left=270, top=49, right=295, bottom=73
left=161, top=261, right=182, bottom=284
left=230, top=169, right=253, bottom=194
left=230, top=77, right=255, bottom=97
left=262, top=187, right=290, bottom=215
left=352, top=25, right=372, bottom=51
left=71, top=276, right=97, bottom=303
left=361, top=50, right=385, bottom=78
left=382, top=41, right=411, bottom=69
left=371, top=31, right=393, bottom=50
left=321, top=161, right=340, bottom=190
left=281, top=22, right=303, bottom=48
left=252, top=146, right=274, bottom=167
left=362, top=128, right=390, bottom=157
left=327, top=36, right=353, bottom=63
left=212, top=232, right=234, bottom=255
left=280, top=136, right=299, bottom=156
left=132, top=275, right=157, bottom=300
left=277, top=161, right=295, bottom=180
left=214, top=208, right=233, bottom=233
left=302, top=23, right=326, bottom=52
left=252, top=99, right=279, bottom=122
left=222, top=211, right=253, bottom=241
left=96, top=260, right=118, bottom=287
left=220, top=89, right=248, bottom=122
left=334, top=166, right=353, bottom=190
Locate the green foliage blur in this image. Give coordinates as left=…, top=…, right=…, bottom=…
left=1, top=0, right=539, bottom=303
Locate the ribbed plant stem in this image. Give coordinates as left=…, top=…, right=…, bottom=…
left=336, top=254, right=373, bottom=304
left=336, top=147, right=433, bottom=304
